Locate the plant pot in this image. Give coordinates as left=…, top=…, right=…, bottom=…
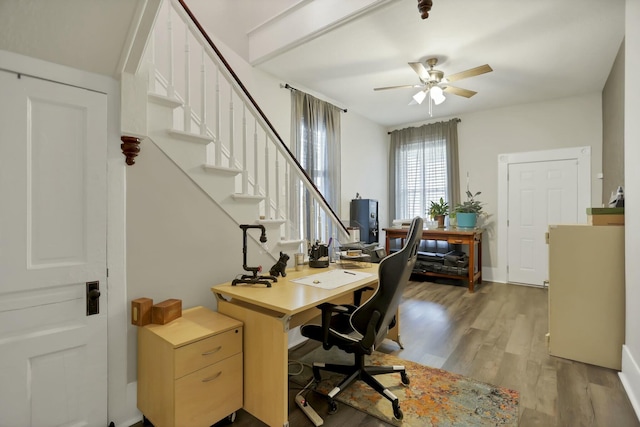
left=456, top=212, right=477, bottom=228
left=435, top=214, right=445, bottom=228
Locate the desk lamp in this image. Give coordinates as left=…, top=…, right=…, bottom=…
left=232, top=224, right=278, bottom=287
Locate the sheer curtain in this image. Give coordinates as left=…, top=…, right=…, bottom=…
left=389, top=118, right=460, bottom=221
left=290, top=90, right=341, bottom=243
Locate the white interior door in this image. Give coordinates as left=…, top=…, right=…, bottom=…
left=0, top=71, right=107, bottom=426
left=507, top=159, right=578, bottom=286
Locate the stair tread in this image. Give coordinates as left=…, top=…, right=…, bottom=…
left=148, top=93, right=183, bottom=108
left=202, top=164, right=242, bottom=175
left=232, top=194, right=264, bottom=201
left=168, top=129, right=214, bottom=144
left=276, top=240, right=305, bottom=247
left=257, top=219, right=286, bottom=226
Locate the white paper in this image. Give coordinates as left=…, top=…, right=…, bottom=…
left=291, top=269, right=373, bottom=289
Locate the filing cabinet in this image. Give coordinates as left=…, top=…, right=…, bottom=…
left=137, top=306, right=243, bottom=426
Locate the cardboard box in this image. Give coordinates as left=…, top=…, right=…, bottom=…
left=151, top=299, right=182, bottom=325
left=586, top=207, right=624, bottom=225
left=588, top=215, right=624, bottom=225
left=131, top=298, right=153, bottom=326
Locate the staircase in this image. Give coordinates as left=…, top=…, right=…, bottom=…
left=140, top=0, right=348, bottom=260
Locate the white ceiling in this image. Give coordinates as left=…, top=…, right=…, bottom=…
left=254, top=0, right=626, bottom=128
left=0, top=0, right=142, bottom=77
left=0, top=0, right=626, bottom=129
left=192, top=0, right=626, bottom=128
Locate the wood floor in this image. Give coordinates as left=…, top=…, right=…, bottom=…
left=222, top=278, right=639, bottom=427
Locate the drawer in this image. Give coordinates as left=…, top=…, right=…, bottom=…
left=174, top=327, right=242, bottom=378
left=175, top=353, right=243, bottom=427
left=447, top=237, right=467, bottom=245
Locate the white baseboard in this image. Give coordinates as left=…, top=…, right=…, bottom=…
left=620, top=345, right=640, bottom=422
left=113, top=381, right=142, bottom=427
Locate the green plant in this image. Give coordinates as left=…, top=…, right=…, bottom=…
left=428, top=197, right=449, bottom=218
left=454, top=190, right=484, bottom=214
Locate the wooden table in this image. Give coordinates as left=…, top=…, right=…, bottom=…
left=384, top=227, right=482, bottom=292
left=211, top=264, right=394, bottom=427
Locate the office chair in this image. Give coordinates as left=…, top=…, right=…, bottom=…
left=300, top=216, right=423, bottom=420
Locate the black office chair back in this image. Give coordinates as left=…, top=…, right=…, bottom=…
left=350, top=216, right=422, bottom=350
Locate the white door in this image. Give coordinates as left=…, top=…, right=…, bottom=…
left=0, top=71, right=108, bottom=426
left=507, top=159, right=578, bottom=286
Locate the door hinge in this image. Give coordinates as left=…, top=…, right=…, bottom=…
left=106, top=268, right=109, bottom=278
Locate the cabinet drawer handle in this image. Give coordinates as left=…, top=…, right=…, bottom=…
left=201, top=371, right=222, bottom=383
left=450, top=239, right=463, bottom=244
left=202, top=346, right=222, bottom=356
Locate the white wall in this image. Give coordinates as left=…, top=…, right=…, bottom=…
left=621, top=0, right=640, bottom=419
left=391, top=93, right=603, bottom=279
left=341, top=113, right=389, bottom=242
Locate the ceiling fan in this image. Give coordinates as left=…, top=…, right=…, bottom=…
left=374, top=58, right=493, bottom=108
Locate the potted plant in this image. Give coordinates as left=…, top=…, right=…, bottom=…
left=428, top=197, right=449, bottom=228
left=454, top=190, right=484, bottom=228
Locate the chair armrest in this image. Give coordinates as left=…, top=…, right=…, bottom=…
left=353, top=286, right=374, bottom=306
left=317, top=303, right=349, bottom=349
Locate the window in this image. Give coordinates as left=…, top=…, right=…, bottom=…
left=389, top=119, right=460, bottom=220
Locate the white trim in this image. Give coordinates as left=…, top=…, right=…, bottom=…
left=496, top=147, right=591, bottom=284
left=620, top=345, right=640, bottom=422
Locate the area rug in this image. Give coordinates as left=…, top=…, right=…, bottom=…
left=290, top=347, right=519, bottom=426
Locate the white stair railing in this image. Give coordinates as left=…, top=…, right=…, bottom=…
left=146, top=0, right=348, bottom=245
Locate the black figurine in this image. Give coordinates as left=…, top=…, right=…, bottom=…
left=269, top=252, right=290, bottom=277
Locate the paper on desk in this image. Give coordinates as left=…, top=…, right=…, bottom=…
left=292, top=269, right=373, bottom=289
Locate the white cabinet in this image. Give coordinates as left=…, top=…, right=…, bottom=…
left=547, top=224, right=625, bottom=370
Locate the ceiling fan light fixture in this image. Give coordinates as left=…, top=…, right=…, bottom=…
left=412, top=90, right=427, bottom=105
left=430, top=86, right=446, bottom=105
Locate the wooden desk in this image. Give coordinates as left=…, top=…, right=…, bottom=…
left=211, top=264, right=389, bottom=427
left=384, top=227, right=482, bottom=292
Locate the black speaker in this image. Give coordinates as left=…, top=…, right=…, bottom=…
left=350, top=199, right=378, bottom=244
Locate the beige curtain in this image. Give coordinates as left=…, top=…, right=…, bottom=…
left=290, top=90, right=342, bottom=243
left=388, top=118, right=460, bottom=220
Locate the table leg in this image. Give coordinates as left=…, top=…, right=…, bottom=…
left=468, top=238, right=475, bottom=292
left=477, top=238, right=483, bottom=284
left=217, top=300, right=290, bottom=427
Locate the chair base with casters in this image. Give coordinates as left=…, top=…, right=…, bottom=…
left=311, top=352, right=409, bottom=420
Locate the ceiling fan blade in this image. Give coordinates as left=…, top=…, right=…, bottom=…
left=374, top=84, right=422, bottom=91
left=409, top=62, right=429, bottom=80
left=443, top=86, right=477, bottom=98
left=445, top=64, right=493, bottom=83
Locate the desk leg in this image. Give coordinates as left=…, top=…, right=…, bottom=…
left=217, top=300, right=290, bottom=427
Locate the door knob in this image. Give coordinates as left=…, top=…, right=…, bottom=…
left=86, top=281, right=100, bottom=316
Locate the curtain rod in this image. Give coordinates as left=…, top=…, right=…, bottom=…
left=387, top=117, right=461, bottom=134
left=280, top=83, right=347, bottom=113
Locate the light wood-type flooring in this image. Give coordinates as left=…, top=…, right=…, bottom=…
left=139, top=279, right=640, bottom=427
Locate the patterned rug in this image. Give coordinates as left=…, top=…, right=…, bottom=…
left=291, top=347, right=519, bottom=426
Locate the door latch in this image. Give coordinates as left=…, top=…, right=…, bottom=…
left=86, top=281, right=100, bottom=316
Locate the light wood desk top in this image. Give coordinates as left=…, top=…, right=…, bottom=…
left=211, top=263, right=379, bottom=316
